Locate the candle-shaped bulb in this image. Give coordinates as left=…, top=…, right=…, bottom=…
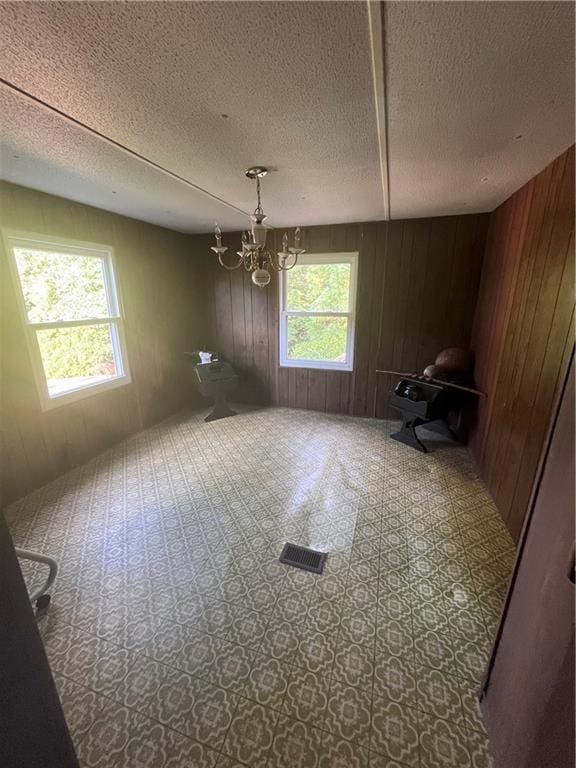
left=214, top=223, right=222, bottom=246
left=242, top=231, right=248, bottom=245
left=283, top=232, right=288, bottom=252
left=294, top=226, right=301, bottom=245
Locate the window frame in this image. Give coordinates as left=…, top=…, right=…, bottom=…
left=279, top=251, right=359, bottom=372
left=3, top=229, right=131, bottom=411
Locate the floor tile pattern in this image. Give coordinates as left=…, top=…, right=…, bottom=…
left=6, top=406, right=515, bottom=767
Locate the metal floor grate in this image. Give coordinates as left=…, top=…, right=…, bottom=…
left=279, top=543, right=327, bottom=575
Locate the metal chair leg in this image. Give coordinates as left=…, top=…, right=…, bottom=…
left=15, top=547, right=58, bottom=611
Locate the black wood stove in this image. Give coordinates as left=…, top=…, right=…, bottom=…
left=389, top=378, right=460, bottom=453
left=195, top=360, right=238, bottom=422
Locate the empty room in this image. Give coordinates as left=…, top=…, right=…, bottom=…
left=0, top=2, right=574, bottom=768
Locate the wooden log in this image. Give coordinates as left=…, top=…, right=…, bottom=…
left=375, top=369, right=487, bottom=398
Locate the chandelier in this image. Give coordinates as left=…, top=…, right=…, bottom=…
left=211, top=167, right=305, bottom=288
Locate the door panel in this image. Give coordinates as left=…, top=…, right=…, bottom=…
left=481, top=351, right=575, bottom=768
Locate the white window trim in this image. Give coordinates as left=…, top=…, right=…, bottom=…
left=279, top=251, right=359, bottom=372
left=3, top=229, right=132, bottom=411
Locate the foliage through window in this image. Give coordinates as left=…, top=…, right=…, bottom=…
left=5, top=232, right=130, bottom=409
left=279, top=253, right=358, bottom=370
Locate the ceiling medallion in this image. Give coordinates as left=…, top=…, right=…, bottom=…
left=211, top=167, right=305, bottom=287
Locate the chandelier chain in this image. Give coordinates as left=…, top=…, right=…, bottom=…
left=255, top=175, right=263, bottom=216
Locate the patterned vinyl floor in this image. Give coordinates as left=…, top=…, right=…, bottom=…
left=6, top=406, right=515, bottom=768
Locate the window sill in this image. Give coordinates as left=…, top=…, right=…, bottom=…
left=279, top=361, right=354, bottom=373
left=40, top=374, right=132, bottom=411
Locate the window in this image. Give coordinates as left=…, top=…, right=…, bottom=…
left=279, top=252, right=358, bottom=371
left=4, top=231, right=131, bottom=409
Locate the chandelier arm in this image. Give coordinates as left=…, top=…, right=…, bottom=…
left=281, top=256, right=299, bottom=271
left=271, top=253, right=298, bottom=271
left=218, top=252, right=244, bottom=270
left=266, top=251, right=279, bottom=271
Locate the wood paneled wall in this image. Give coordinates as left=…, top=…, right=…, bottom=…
left=470, top=146, right=575, bottom=541
left=199, top=214, right=488, bottom=418
left=0, top=182, right=207, bottom=505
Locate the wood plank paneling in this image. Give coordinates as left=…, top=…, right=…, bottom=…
left=199, top=214, right=488, bottom=419
left=471, top=146, right=575, bottom=541
left=481, top=353, right=574, bottom=768
left=0, top=181, right=208, bottom=506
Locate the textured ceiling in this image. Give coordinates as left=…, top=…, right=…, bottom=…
left=0, top=1, right=382, bottom=232
left=0, top=87, right=250, bottom=233
left=384, top=1, right=575, bottom=219
left=0, top=1, right=574, bottom=232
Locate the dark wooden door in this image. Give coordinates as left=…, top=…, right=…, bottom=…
left=480, top=350, right=575, bottom=768
left=0, top=514, right=80, bottom=768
